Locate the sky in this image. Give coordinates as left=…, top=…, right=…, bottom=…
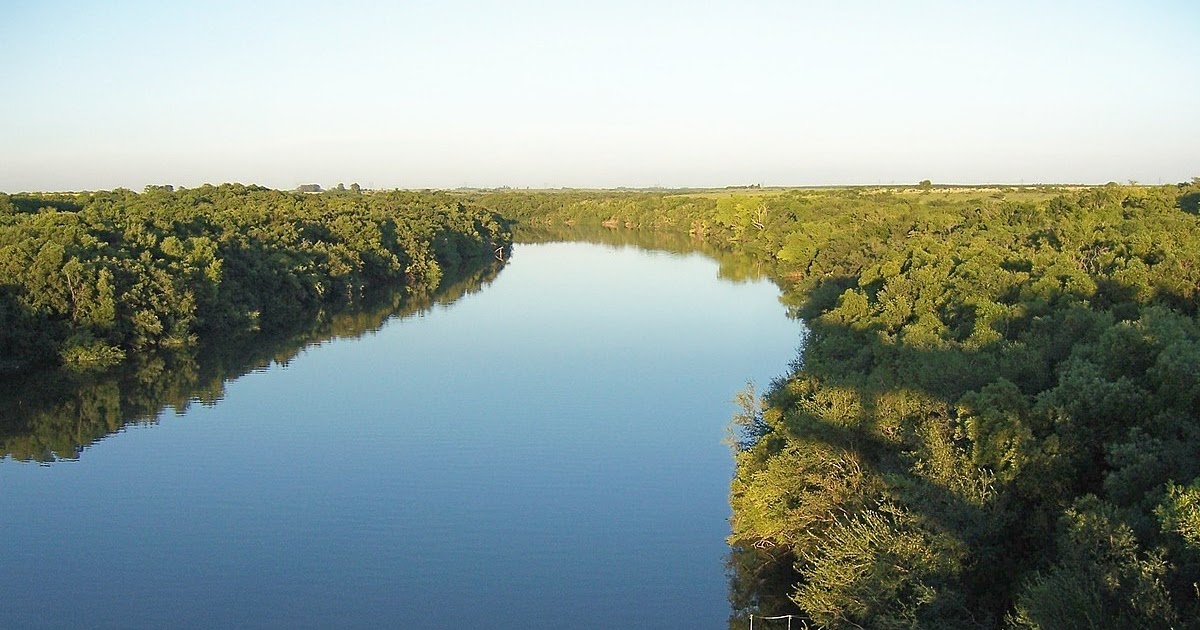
left=2, top=0, right=1197, bottom=191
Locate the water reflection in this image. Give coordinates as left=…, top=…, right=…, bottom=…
left=0, top=261, right=505, bottom=464
left=515, top=223, right=781, bottom=285
left=727, top=543, right=807, bottom=629
left=520, top=224, right=810, bottom=629
left=1, top=234, right=806, bottom=629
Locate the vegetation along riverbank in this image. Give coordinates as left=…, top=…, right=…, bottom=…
left=5, top=180, right=1200, bottom=627
left=0, top=184, right=511, bottom=373
left=477, top=182, right=1200, bottom=628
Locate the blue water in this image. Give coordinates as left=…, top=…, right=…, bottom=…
left=0, top=241, right=803, bottom=629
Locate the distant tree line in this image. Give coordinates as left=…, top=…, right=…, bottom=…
left=478, top=182, right=1200, bottom=629
left=0, top=184, right=510, bottom=371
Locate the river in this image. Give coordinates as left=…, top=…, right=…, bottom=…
left=0, top=239, right=804, bottom=629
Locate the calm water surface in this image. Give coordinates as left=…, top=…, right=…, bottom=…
left=1, top=241, right=803, bottom=629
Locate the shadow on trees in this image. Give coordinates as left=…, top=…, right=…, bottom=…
left=728, top=271, right=1200, bottom=629
left=457, top=183, right=1200, bottom=628
left=1178, top=192, right=1200, bottom=215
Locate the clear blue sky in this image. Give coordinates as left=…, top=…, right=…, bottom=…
left=2, top=0, right=1197, bottom=191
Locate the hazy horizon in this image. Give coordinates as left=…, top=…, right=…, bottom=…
left=4, top=0, right=1197, bottom=192
left=0, top=181, right=1180, bottom=196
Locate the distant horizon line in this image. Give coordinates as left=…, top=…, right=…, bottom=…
left=5, top=179, right=1193, bottom=195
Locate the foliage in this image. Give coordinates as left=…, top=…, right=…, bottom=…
left=1009, top=497, right=1180, bottom=629
left=9, top=180, right=1200, bottom=625
left=485, top=183, right=1200, bottom=628
left=1157, top=480, right=1200, bottom=548
left=0, top=184, right=510, bottom=372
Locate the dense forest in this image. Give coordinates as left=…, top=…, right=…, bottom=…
left=6, top=180, right=1200, bottom=627
left=0, top=184, right=510, bottom=372
left=477, top=183, right=1200, bottom=628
